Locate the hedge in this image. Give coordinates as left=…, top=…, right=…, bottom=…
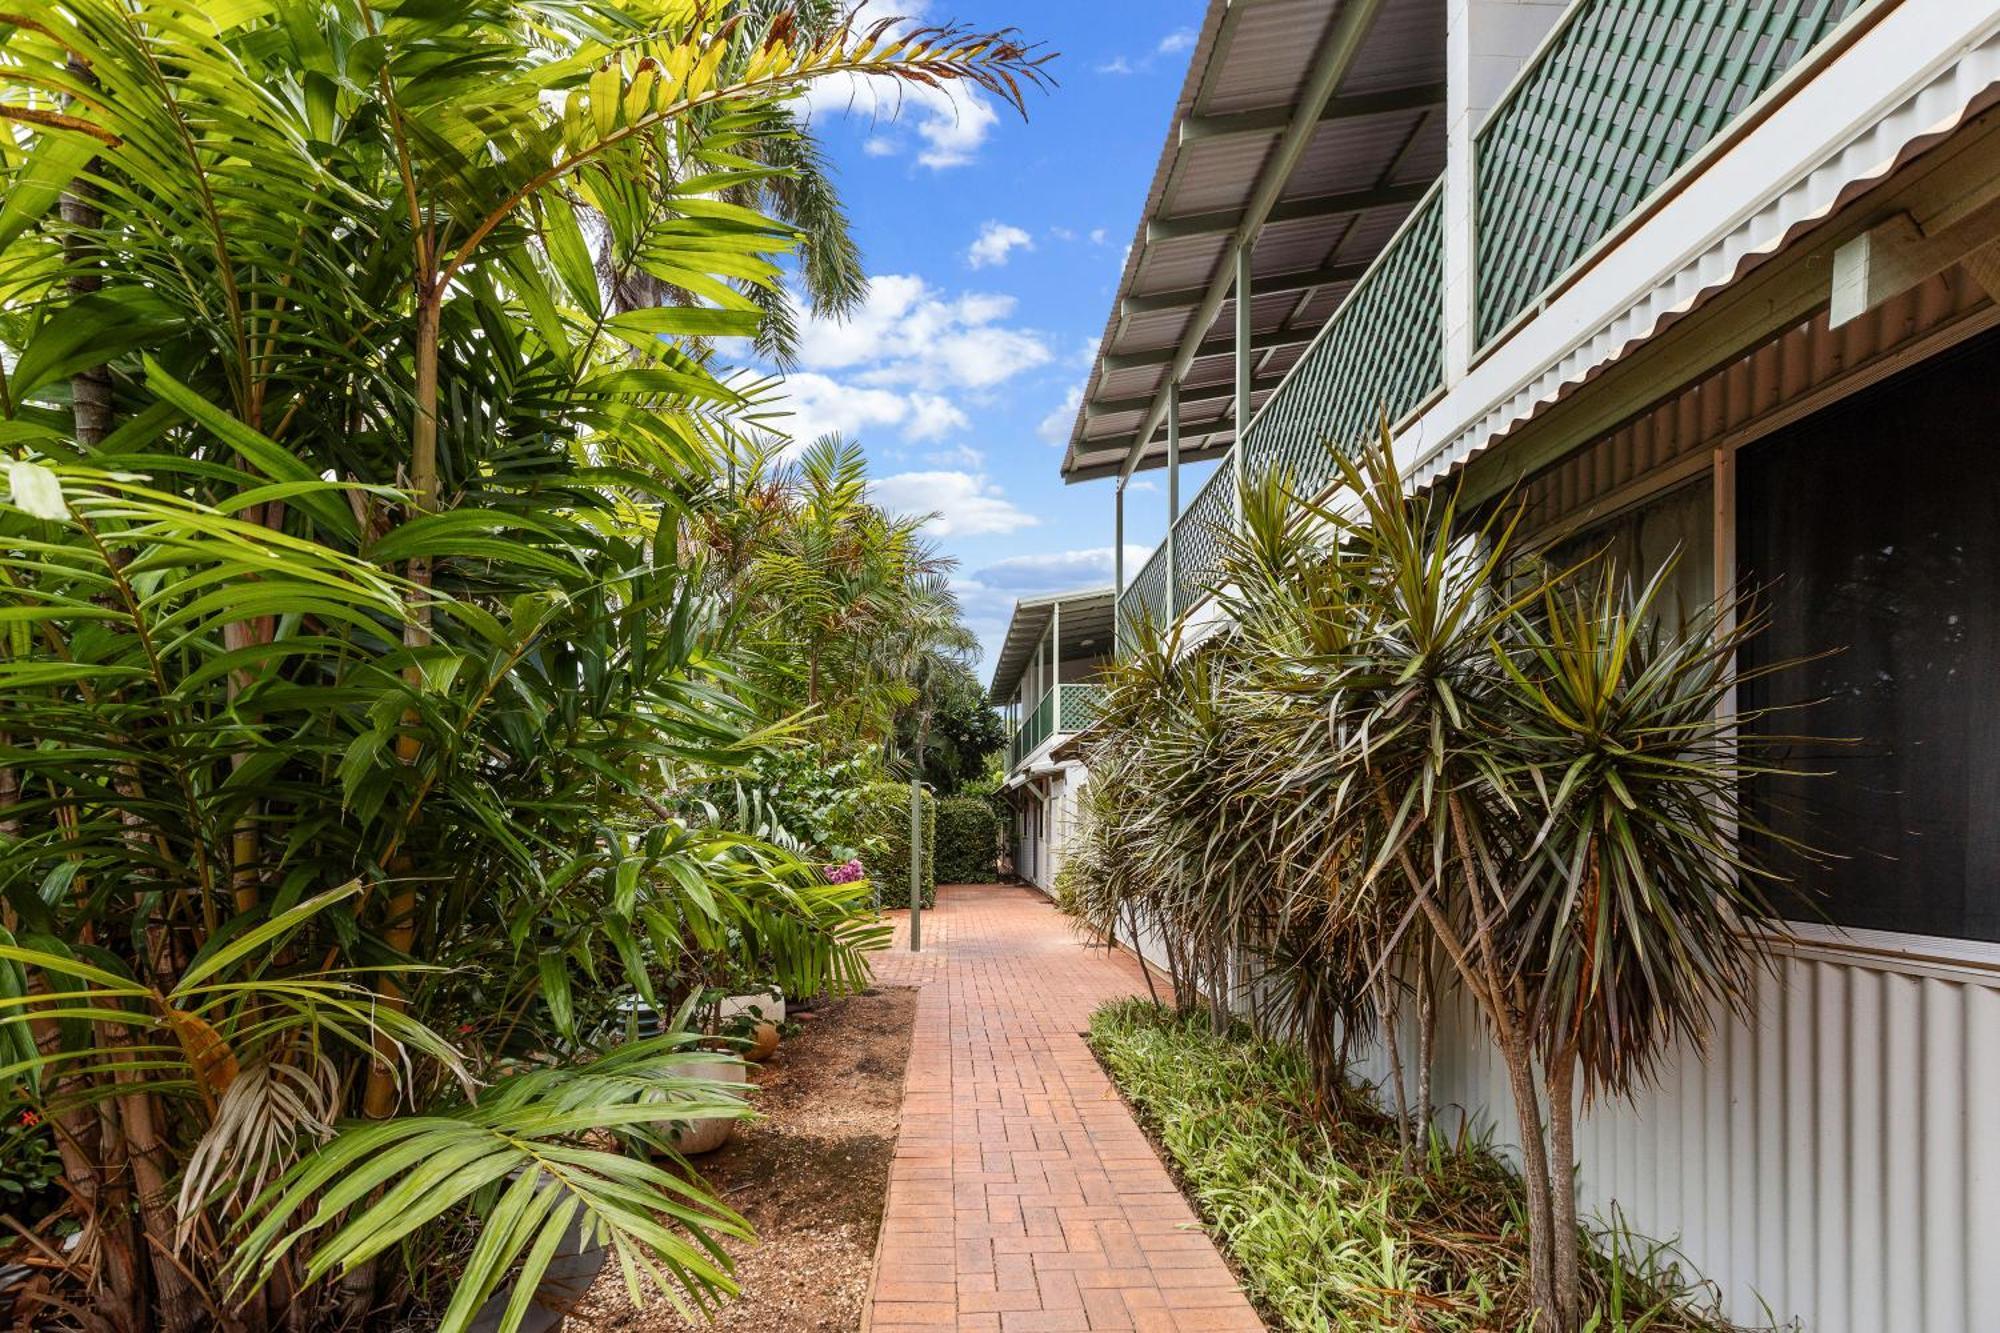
left=841, top=782, right=934, bottom=909
left=934, top=796, right=999, bottom=884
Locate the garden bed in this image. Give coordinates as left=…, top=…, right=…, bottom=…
left=1086, top=1000, right=1760, bottom=1333
left=564, top=986, right=918, bottom=1333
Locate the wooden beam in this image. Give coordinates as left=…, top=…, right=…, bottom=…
left=1112, top=0, right=1395, bottom=483
left=1830, top=200, right=2000, bottom=327
left=1179, top=81, right=1446, bottom=143
left=1085, top=375, right=1285, bottom=419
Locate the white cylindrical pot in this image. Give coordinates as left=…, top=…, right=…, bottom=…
left=658, top=1056, right=748, bottom=1155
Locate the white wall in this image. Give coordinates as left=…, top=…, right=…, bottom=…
left=1337, top=941, right=2000, bottom=1332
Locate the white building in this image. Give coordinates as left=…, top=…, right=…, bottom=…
left=1055, top=0, right=2000, bottom=1328
left=986, top=588, right=1113, bottom=894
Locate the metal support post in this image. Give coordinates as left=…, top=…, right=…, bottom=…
left=908, top=778, right=923, bottom=952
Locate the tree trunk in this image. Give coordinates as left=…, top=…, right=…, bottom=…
left=1414, top=951, right=1435, bottom=1159
left=112, top=1027, right=208, bottom=1333
left=1121, top=903, right=1162, bottom=1009
left=1499, top=1028, right=1561, bottom=1333
left=1547, top=1049, right=1582, bottom=1331
left=61, top=58, right=113, bottom=449
left=1375, top=970, right=1413, bottom=1164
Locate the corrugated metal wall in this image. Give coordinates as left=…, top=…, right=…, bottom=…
left=1348, top=953, right=2000, bottom=1333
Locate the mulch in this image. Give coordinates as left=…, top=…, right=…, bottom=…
left=563, top=986, right=919, bottom=1333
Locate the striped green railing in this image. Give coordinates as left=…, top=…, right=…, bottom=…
left=1244, top=181, right=1445, bottom=495
left=1008, top=683, right=1105, bottom=770
left=1474, top=0, right=1866, bottom=345
left=1115, top=184, right=1445, bottom=637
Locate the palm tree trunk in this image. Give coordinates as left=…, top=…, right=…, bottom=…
left=1375, top=970, right=1413, bottom=1164
left=61, top=57, right=113, bottom=449
left=1414, top=953, right=1435, bottom=1160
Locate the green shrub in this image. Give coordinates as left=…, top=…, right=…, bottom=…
left=840, top=782, right=935, bottom=909
left=1087, top=1000, right=1736, bottom=1332
left=934, top=796, right=999, bottom=883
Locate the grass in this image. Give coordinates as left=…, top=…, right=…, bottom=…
left=1087, top=999, right=1776, bottom=1333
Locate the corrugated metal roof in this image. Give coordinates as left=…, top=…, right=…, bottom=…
left=1061, top=0, right=1447, bottom=484
left=986, top=587, right=1117, bottom=702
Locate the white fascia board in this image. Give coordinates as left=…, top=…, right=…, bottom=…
left=1399, top=0, right=2000, bottom=489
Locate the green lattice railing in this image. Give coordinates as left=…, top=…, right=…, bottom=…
left=1244, top=182, right=1445, bottom=496
left=1008, top=684, right=1105, bottom=769
left=1171, top=460, right=1236, bottom=616
left=1114, top=0, right=1863, bottom=640
left=1123, top=539, right=1171, bottom=635
left=1058, top=684, right=1102, bottom=733
left=1474, top=0, right=1866, bottom=344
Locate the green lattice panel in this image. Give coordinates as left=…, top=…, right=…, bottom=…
left=1171, top=460, right=1237, bottom=616
left=1058, top=684, right=1103, bottom=732
left=1243, top=184, right=1446, bottom=499
left=1475, top=0, right=1864, bottom=344
left=1120, top=539, right=1171, bottom=636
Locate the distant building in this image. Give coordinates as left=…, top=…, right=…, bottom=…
left=986, top=588, right=1112, bottom=893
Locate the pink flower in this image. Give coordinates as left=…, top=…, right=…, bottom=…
left=824, top=859, right=864, bottom=885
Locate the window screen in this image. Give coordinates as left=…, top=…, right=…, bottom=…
left=1544, top=479, right=1715, bottom=629
left=1738, top=330, right=2000, bottom=942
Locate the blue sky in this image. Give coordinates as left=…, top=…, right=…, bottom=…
left=744, top=0, right=1218, bottom=682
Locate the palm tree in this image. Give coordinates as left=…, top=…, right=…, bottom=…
left=0, top=5, right=1047, bottom=1329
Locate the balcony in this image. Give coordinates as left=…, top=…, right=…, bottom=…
left=1007, top=683, right=1104, bottom=772
left=1117, top=0, right=1871, bottom=635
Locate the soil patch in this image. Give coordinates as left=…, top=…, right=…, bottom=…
left=565, top=986, right=918, bottom=1333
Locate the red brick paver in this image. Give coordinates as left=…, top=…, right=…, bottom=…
left=867, top=884, right=1263, bottom=1333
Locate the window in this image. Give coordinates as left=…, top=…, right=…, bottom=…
left=1738, top=330, right=2000, bottom=943
left=1544, top=478, right=1715, bottom=629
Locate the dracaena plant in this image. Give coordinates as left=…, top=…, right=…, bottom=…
left=1076, top=427, right=1820, bottom=1333
left=0, top=3, right=1046, bottom=1330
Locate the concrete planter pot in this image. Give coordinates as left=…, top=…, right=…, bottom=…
left=717, top=987, right=785, bottom=1025
left=659, top=1055, right=747, bottom=1155
left=718, top=988, right=784, bottom=1062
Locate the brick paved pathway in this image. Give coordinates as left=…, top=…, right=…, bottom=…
left=865, top=883, right=1263, bottom=1332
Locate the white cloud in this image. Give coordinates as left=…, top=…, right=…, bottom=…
left=862, top=135, right=897, bottom=157
left=765, top=373, right=928, bottom=449
left=760, top=376, right=974, bottom=451
left=1038, top=384, right=1083, bottom=445
left=973, top=547, right=1147, bottom=592
left=905, top=393, right=970, bottom=441
left=1097, top=29, right=1197, bottom=78
left=871, top=470, right=1039, bottom=537
left=1089, top=227, right=1109, bottom=245
left=795, top=274, right=1052, bottom=392
left=967, top=221, right=1034, bottom=269
left=924, top=442, right=986, bottom=469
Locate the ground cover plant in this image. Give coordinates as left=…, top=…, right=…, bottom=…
left=1088, top=1000, right=1759, bottom=1333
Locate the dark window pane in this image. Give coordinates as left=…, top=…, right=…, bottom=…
left=1738, top=329, right=2000, bottom=942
